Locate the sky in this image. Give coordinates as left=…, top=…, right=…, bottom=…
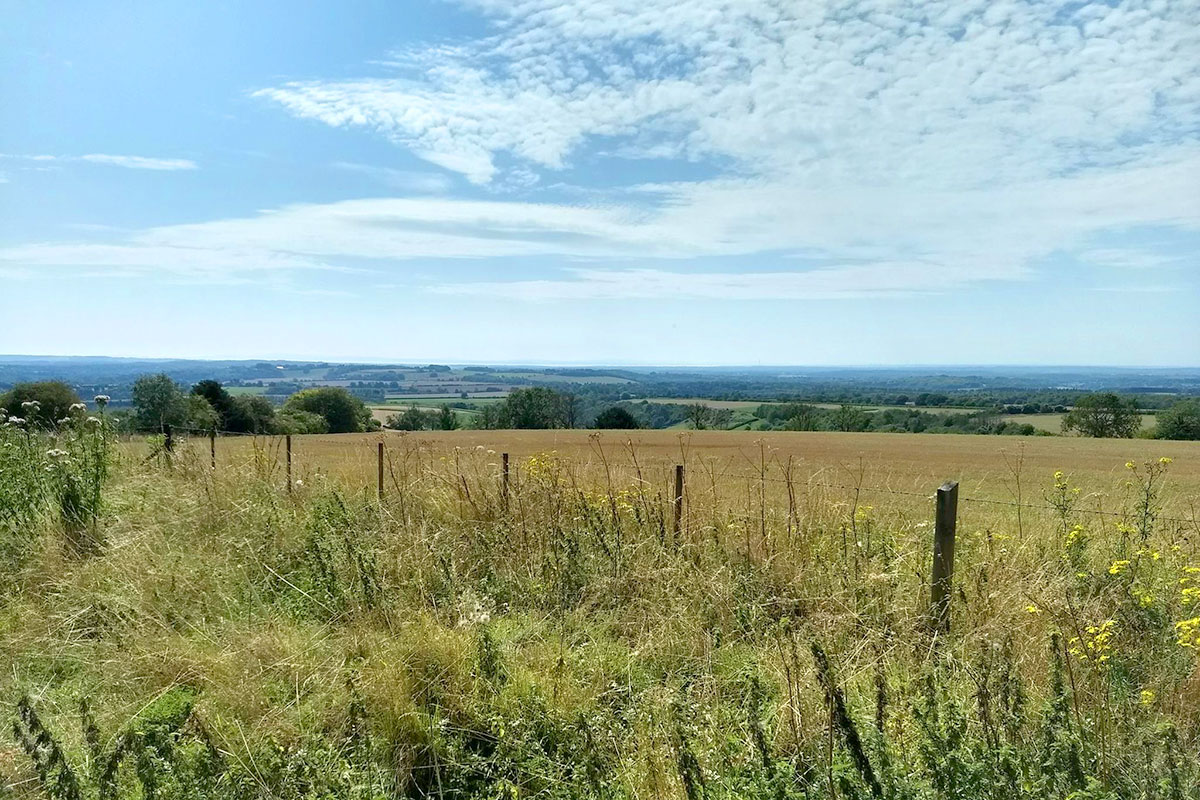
left=1, top=0, right=1198, bottom=366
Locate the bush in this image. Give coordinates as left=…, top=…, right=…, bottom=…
left=1155, top=399, right=1200, bottom=440
left=593, top=407, right=639, bottom=429
left=0, top=381, right=81, bottom=429
left=283, top=387, right=372, bottom=433
left=274, top=409, right=330, bottom=434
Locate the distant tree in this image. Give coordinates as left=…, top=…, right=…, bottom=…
left=0, top=381, right=81, bottom=428
left=234, top=395, right=277, bottom=434
left=185, top=395, right=220, bottom=432
left=832, top=404, right=870, bottom=432
left=192, top=380, right=238, bottom=430
left=594, top=407, right=639, bottom=429
left=1061, top=393, right=1141, bottom=438
left=274, top=409, right=329, bottom=435
left=783, top=405, right=820, bottom=431
left=283, top=387, right=371, bottom=433
left=438, top=404, right=459, bottom=430
left=1155, top=399, right=1200, bottom=440
left=501, top=388, right=568, bottom=429
left=561, top=393, right=581, bottom=428
left=686, top=403, right=711, bottom=430
left=132, top=373, right=187, bottom=432
left=385, top=405, right=433, bottom=431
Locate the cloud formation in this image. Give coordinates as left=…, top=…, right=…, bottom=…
left=1, top=153, right=198, bottom=170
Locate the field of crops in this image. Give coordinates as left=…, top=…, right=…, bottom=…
left=6, top=425, right=1200, bottom=798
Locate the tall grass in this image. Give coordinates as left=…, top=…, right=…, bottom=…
left=1, top=433, right=1197, bottom=798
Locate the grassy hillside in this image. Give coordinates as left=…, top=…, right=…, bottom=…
left=3, top=422, right=1200, bottom=798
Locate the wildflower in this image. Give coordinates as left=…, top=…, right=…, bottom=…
left=85, top=416, right=101, bottom=427
left=1108, top=559, right=1130, bottom=576
left=1140, top=689, right=1156, bottom=706
left=1125, top=461, right=1135, bottom=470
left=46, top=449, right=69, bottom=459
left=8, top=416, right=25, bottom=426
left=1159, top=457, right=1172, bottom=465
left=69, top=403, right=87, bottom=413
left=58, top=418, right=72, bottom=426
left=93, top=395, right=110, bottom=407
left=295, top=479, right=304, bottom=487
left=1025, top=604, right=1041, bottom=614
left=21, top=400, right=40, bottom=411
left=1176, top=617, right=1200, bottom=648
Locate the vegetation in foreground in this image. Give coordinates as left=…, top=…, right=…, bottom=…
left=2, top=413, right=1200, bottom=798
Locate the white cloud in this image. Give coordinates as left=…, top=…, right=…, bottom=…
left=330, top=161, right=453, bottom=192
left=0, top=153, right=197, bottom=170
left=78, top=154, right=197, bottom=170
left=256, top=0, right=1200, bottom=192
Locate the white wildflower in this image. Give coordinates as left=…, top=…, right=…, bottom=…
left=93, top=395, right=110, bottom=407
left=85, top=416, right=101, bottom=427
left=21, top=400, right=40, bottom=411
left=46, top=449, right=69, bottom=459
left=8, top=416, right=25, bottom=426
left=69, top=403, right=87, bottom=413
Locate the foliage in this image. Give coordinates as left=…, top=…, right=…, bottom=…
left=0, top=381, right=81, bottom=429
left=131, top=373, right=188, bottom=432
left=283, top=387, right=373, bottom=433
left=1062, top=392, right=1142, bottom=438
left=594, top=406, right=639, bottom=429
left=384, top=405, right=436, bottom=431
left=1155, top=399, right=1200, bottom=440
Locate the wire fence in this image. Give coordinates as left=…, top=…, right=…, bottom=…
left=146, top=424, right=1199, bottom=529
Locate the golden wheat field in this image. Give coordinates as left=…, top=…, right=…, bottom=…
left=149, top=429, right=1200, bottom=528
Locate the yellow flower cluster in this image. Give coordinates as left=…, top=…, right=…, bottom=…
left=1068, top=619, right=1117, bottom=663
left=1176, top=617, right=1200, bottom=649
left=1108, top=559, right=1130, bottom=576
left=1181, top=567, right=1200, bottom=608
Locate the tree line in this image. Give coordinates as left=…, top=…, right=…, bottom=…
left=3, top=380, right=1199, bottom=439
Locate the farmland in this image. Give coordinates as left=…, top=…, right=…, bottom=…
left=5, top=420, right=1200, bottom=798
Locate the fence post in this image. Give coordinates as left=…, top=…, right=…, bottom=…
left=502, top=453, right=510, bottom=510
left=377, top=441, right=384, bottom=500
left=164, top=423, right=174, bottom=453
left=286, top=434, right=293, bottom=493
left=930, top=481, right=959, bottom=634
left=672, top=464, right=684, bottom=542
left=210, top=430, right=216, bottom=470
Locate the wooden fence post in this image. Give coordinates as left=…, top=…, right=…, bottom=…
left=164, top=423, right=173, bottom=453
left=501, top=453, right=510, bottom=510
left=672, top=464, right=684, bottom=542
left=930, top=481, right=959, bottom=634
left=286, top=434, right=293, bottom=493
left=210, top=430, right=216, bottom=470
left=377, top=441, right=384, bottom=500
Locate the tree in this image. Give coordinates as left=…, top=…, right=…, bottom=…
left=385, top=405, right=433, bottom=431
left=0, top=381, right=81, bottom=428
left=274, top=409, right=329, bottom=434
left=1061, top=393, right=1141, bottom=438
left=501, top=388, right=568, bottom=429
left=686, top=403, right=711, bottom=430
left=438, top=404, right=459, bottom=430
left=132, top=374, right=187, bottom=432
left=283, top=387, right=371, bottom=433
left=1155, top=399, right=1200, bottom=440
left=234, top=395, right=276, bottom=434
left=185, top=395, right=220, bottom=432
left=594, top=406, right=639, bottom=429
left=832, top=405, right=870, bottom=432
left=192, top=380, right=238, bottom=430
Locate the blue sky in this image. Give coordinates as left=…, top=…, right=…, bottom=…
left=1, top=0, right=1197, bottom=365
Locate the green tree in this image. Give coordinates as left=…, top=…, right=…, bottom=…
left=685, top=403, right=711, bottom=430
left=274, top=409, right=329, bottom=434
left=191, top=380, right=238, bottom=430
left=0, top=381, right=81, bottom=428
left=438, top=404, right=459, bottom=430
left=1061, top=393, right=1141, bottom=438
left=385, top=405, right=433, bottom=431
left=594, top=406, right=639, bottom=429
left=234, top=395, right=277, bottom=434
left=1155, top=399, right=1200, bottom=440
left=132, top=373, right=187, bottom=432
left=500, top=388, right=568, bottom=429
left=185, top=395, right=220, bottom=432
left=283, top=387, right=371, bottom=433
